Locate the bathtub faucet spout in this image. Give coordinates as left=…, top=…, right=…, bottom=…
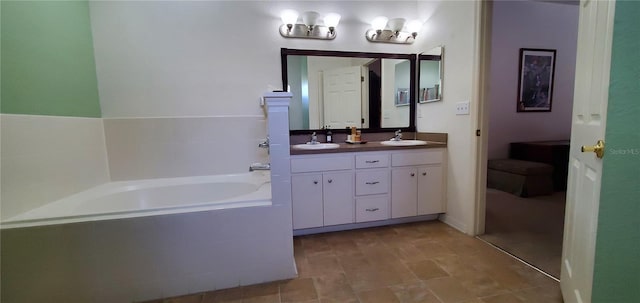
left=249, top=162, right=271, bottom=172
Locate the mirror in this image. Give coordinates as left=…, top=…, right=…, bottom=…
left=282, top=49, right=416, bottom=132
left=418, top=46, right=443, bottom=103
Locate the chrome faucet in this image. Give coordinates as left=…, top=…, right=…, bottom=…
left=391, top=130, right=402, bottom=141
left=249, top=162, right=271, bottom=171
left=310, top=132, right=318, bottom=144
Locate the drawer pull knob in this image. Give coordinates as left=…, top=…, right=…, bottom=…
left=410, top=173, right=415, bottom=177
left=422, top=172, right=427, bottom=176
left=365, top=208, right=379, bottom=212
left=328, top=179, right=333, bottom=183
left=365, top=160, right=380, bottom=163
left=313, top=181, right=318, bottom=184
left=365, top=181, right=380, bottom=185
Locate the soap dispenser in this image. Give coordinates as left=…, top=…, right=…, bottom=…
left=326, top=129, right=333, bottom=143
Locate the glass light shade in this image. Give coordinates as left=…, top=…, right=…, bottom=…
left=407, top=20, right=423, bottom=33
left=302, top=11, right=320, bottom=26
left=371, top=16, right=389, bottom=31
left=281, top=9, right=299, bottom=25
left=324, top=13, right=341, bottom=28
left=387, top=18, right=406, bottom=32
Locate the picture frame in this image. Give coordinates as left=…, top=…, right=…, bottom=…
left=517, top=48, right=556, bottom=112
left=395, top=88, right=409, bottom=106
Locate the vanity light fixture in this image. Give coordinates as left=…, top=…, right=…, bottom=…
left=365, top=16, right=423, bottom=44
left=279, top=10, right=341, bottom=40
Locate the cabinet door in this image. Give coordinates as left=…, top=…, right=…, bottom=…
left=417, top=165, right=445, bottom=215
left=292, top=174, right=323, bottom=229
left=323, top=172, right=355, bottom=226
left=391, top=167, right=418, bottom=218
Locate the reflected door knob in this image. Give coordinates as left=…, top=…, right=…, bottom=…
left=581, top=140, right=605, bottom=159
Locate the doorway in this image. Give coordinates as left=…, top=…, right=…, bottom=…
left=477, top=0, right=579, bottom=279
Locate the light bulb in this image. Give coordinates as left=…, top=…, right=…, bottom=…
left=387, top=18, right=406, bottom=32
left=407, top=20, right=423, bottom=34
left=371, top=16, right=388, bottom=31
left=281, top=9, right=298, bottom=25
left=324, top=13, right=341, bottom=28
left=302, top=11, right=320, bottom=26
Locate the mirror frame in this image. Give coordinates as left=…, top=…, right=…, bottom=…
left=417, top=52, right=443, bottom=103
left=281, top=48, right=417, bottom=134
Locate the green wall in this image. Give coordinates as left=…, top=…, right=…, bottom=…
left=1, top=1, right=101, bottom=117
left=592, top=1, right=640, bottom=302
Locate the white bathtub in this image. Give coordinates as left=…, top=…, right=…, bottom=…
left=1, top=171, right=271, bottom=229
left=1, top=170, right=297, bottom=302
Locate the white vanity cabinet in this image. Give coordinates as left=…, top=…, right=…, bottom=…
left=291, top=155, right=354, bottom=229
left=391, top=150, right=445, bottom=218
left=290, top=148, right=445, bottom=232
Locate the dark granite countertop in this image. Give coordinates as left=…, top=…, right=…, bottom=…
left=290, top=141, right=447, bottom=155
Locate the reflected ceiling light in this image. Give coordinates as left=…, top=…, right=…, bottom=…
left=366, top=17, right=423, bottom=44
left=279, top=10, right=340, bottom=40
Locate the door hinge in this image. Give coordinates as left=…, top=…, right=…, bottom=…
left=361, top=118, right=365, bottom=124
left=361, top=76, right=365, bottom=82
left=476, top=129, right=481, bottom=137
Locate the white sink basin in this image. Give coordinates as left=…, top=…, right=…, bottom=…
left=380, top=140, right=428, bottom=146
left=292, top=143, right=341, bottom=150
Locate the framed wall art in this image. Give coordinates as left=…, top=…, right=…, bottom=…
left=517, top=48, right=556, bottom=112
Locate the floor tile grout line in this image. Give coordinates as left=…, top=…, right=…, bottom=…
left=475, top=236, right=560, bottom=282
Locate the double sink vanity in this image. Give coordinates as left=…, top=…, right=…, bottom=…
left=281, top=47, right=447, bottom=234
left=288, top=133, right=447, bottom=234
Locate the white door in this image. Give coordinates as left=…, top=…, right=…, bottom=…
left=323, top=66, right=362, bottom=129
left=560, top=0, right=615, bottom=302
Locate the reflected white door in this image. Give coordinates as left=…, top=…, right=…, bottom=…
left=560, top=0, right=615, bottom=302
left=323, top=66, right=362, bottom=129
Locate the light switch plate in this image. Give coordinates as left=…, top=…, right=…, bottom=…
left=456, top=101, right=470, bottom=115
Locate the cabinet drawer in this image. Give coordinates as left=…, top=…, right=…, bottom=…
left=356, top=196, right=390, bottom=222
left=291, top=156, right=353, bottom=173
left=355, top=154, right=389, bottom=169
left=391, top=150, right=443, bottom=167
left=355, top=170, right=389, bottom=195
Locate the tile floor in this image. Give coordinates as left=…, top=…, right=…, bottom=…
left=144, top=221, right=563, bottom=303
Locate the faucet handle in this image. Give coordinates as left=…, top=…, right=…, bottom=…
left=258, top=136, right=270, bottom=148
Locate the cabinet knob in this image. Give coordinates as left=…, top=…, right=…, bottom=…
left=328, top=179, right=333, bottom=183
left=422, top=172, right=427, bottom=176
left=410, top=173, right=415, bottom=177
left=313, top=181, right=318, bottom=184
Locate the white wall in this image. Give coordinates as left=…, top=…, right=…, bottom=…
left=88, top=1, right=433, bottom=179
left=415, top=0, right=481, bottom=233
left=0, top=115, right=110, bottom=220
left=487, top=1, right=578, bottom=159
left=89, top=1, right=430, bottom=118
left=103, top=116, right=268, bottom=180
